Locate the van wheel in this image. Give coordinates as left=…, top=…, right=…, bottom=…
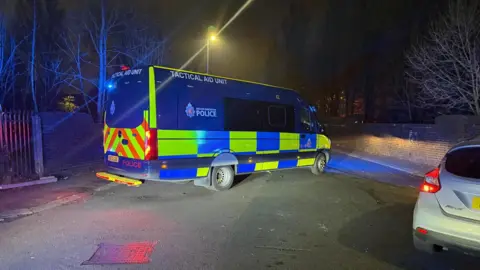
left=211, top=166, right=234, bottom=191
left=311, top=152, right=327, bottom=175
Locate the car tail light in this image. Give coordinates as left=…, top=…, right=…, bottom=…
left=416, top=227, right=428, bottom=235
left=144, top=129, right=157, bottom=160
left=420, top=167, right=441, bottom=193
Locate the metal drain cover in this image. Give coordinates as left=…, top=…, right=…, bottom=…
left=82, top=242, right=156, bottom=265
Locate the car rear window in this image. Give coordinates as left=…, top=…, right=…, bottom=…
left=445, top=147, right=480, bottom=179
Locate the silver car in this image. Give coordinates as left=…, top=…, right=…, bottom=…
left=413, top=140, right=480, bottom=255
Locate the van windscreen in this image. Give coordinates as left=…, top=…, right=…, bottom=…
left=106, top=69, right=149, bottom=128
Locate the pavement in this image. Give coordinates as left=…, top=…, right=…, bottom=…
left=0, top=152, right=479, bottom=269
left=0, top=163, right=115, bottom=221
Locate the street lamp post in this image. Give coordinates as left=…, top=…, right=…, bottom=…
left=206, top=34, right=216, bottom=74
left=206, top=39, right=210, bottom=74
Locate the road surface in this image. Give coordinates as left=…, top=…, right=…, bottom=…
left=1, top=152, right=479, bottom=269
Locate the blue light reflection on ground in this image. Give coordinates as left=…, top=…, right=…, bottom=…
left=327, top=152, right=422, bottom=188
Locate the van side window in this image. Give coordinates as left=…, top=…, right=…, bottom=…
left=268, top=106, right=286, bottom=128
left=264, top=104, right=295, bottom=132
left=224, top=98, right=262, bottom=131
left=224, top=98, right=295, bottom=132
left=301, top=108, right=313, bottom=132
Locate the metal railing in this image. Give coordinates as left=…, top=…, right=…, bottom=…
left=0, top=111, right=36, bottom=183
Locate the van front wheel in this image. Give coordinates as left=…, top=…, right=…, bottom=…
left=211, top=166, right=235, bottom=191
left=311, top=153, right=327, bottom=175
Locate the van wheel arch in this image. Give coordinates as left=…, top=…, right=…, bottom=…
left=211, top=152, right=238, bottom=167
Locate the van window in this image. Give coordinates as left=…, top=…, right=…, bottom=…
left=224, top=98, right=262, bottom=131
left=445, top=147, right=480, bottom=179
left=268, top=106, right=286, bottom=127
left=300, top=108, right=313, bottom=132
left=224, top=98, right=294, bottom=132
left=263, top=104, right=294, bottom=132
left=106, top=71, right=148, bottom=128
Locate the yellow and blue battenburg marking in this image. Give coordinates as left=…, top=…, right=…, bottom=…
left=156, top=130, right=330, bottom=179
left=159, top=167, right=210, bottom=179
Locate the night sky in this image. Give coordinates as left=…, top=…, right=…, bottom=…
left=8, top=0, right=448, bottom=91
left=0, top=0, right=450, bottom=120
left=137, top=0, right=446, bottom=94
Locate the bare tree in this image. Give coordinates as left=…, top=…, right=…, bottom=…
left=406, top=0, right=480, bottom=115
left=39, top=55, right=68, bottom=109
left=389, top=69, right=415, bottom=121
left=119, top=27, right=164, bottom=67
left=0, top=17, right=21, bottom=106
left=57, top=29, right=95, bottom=115
left=84, top=0, right=125, bottom=121
left=29, top=0, right=38, bottom=112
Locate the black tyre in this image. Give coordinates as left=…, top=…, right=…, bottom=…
left=211, top=166, right=235, bottom=191
left=311, top=152, right=327, bottom=175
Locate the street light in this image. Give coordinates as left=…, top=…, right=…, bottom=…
left=206, top=26, right=218, bottom=74
left=206, top=34, right=217, bottom=74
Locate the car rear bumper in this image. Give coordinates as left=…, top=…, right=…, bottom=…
left=413, top=192, right=480, bottom=255
left=414, top=229, right=480, bottom=255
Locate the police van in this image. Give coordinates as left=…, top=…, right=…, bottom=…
left=96, top=65, right=331, bottom=191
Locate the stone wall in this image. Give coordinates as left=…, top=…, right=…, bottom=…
left=40, top=112, right=103, bottom=174
left=327, top=116, right=480, bottom=167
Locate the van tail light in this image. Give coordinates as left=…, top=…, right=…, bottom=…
left=420, top=167, right=441, bottom=193
left=144, top=129, right=158, bottom=160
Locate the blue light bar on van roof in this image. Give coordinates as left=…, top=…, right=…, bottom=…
left=309, top=105, right=317, bottom=112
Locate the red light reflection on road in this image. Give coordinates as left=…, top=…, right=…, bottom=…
left=82, top=241, right=157, bottom=265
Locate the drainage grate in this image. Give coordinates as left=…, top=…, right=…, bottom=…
left=82, top=242, right=156, bottom=265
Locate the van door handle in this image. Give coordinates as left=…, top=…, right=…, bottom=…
left=300, top=134, right=306, bottom=139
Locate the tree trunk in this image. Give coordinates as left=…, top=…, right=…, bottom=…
left=363, top=73, right=375, bottom=122
left=96, top=0, right=107, bottom=122
left=345, top=86, right=355, bottom=116
left=76, top=34, right=91, bottom=116
left=30, top=0, right=38, bottom=113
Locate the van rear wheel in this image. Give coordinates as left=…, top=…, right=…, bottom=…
left=211, top=166, right=234, bottom=191
left=311, top=152, right=327, bottom=175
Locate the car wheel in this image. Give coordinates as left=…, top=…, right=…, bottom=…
left=413, top=234, right=435, bottom=254
left=211, top=166, right=235, bottom=191
left=311, top=152, right=327, bottom=175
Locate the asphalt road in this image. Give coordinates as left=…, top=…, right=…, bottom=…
left=1, top=153, right=480, bottom=269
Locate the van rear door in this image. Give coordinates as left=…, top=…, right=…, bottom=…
left=104, top=68, right=149, bottom=161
